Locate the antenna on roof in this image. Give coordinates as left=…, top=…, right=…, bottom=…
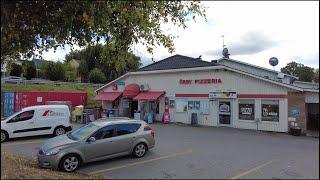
left=222, top=35, right=225, bottom=48
left=198, top=55, right=202, bottom=59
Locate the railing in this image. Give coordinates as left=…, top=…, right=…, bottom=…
left=1, top=79, right=104, bottom=87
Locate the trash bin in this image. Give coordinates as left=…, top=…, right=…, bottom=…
left=290, top=127, right=302, bottom=136
left=191, top=113, right=198, bottom=126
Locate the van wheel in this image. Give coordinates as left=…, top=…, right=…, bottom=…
left=59, top=154, right=81, bottom=172
left=132, top=143, right=147, bottom=158
left=54, top=127, right=66, bottom=136
left=1, top=131, right=8, bottom=143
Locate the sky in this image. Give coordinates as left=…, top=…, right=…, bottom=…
left=41, top=1, right=319, bottom=71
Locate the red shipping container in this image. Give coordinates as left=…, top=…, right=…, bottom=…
left=14, top=91, right=87, bottom=112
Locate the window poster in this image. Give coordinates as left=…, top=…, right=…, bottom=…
left=238, top=100, right=255, bottom=120
left=169, top=100, right=175, bottom=108
left=261, top=100, right=279, bottom=122
left=176, top=99, right=188, bottom=112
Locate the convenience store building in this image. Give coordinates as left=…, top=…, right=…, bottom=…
left=95, top=55, right=319, bottom=133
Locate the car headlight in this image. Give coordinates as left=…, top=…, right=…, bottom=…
left=44, top=148, right=60, bottom=156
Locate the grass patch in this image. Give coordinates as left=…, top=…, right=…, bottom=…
left=0, top=152, right=104, bottom=179
left=1, top=83, right=101, bottom=109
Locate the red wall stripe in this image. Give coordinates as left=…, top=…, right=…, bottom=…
left=237, top=94, right=286, bottom=98
left=175, top=94, right=209, bottom=97
left=175, top=93, right=286, bottom=99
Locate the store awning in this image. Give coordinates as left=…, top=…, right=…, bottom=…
left=123, top=83, right=140, bottom=98
left=94, top=92, right=122, bottom=101
left=133, top=91, right=165, bottom=101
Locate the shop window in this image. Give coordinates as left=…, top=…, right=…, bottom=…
left=188, top=101, right=200, bottom=111
left=176, top=99, right=188, bottom=112
left=238, top=100, right=255, bottom=120
left=261, top=100, right=279, bottom=122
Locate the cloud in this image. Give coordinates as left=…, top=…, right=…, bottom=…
left=205, top=32, right=279, bottom=57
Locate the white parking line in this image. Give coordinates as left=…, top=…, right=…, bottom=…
left=88, top=149, right=193, bottom=175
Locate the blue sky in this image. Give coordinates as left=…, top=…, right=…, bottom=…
left=40, top=1, right=319, bottom=71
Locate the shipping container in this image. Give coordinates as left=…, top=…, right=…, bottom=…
left=14, top=91, right=87, bottom=112
left=3, top=91, right=15, bottom=117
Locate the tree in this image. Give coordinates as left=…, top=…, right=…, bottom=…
left=1, top=1, right=206, bottom=63
left=281, top=61, right=315, bottom=82
left=64, top=62, right=77, bottom=82
left=88, top=68, right=106, bottom=84
left=66, top=44, right=142, bottom=82
left=314, top=68, right=319, bottom=83
left=42, top=61, right=65, bottom=81
left=22, top=60, right=36, bottom=80
left=9, top=63, right=22, bottom=77
left=78, top=59, right=89, bottom=82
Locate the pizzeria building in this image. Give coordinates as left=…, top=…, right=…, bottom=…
left=95, top=54, right=319, bottom=133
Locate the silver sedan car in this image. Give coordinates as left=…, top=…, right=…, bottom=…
left=37, top=119, right=155, bottom=172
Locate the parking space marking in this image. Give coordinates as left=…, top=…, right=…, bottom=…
left=88, top=149, right=193, bottom=175
left=230, top=159, right=276, bottom=179
left=1, top=140, right=45, bottom=147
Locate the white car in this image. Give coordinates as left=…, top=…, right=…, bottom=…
left=1, top=105, right=73, bottom=142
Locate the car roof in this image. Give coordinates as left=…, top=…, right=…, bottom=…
left=22, top=105, right=69, bottom=111
left=91, top=119, right=145, bottom=127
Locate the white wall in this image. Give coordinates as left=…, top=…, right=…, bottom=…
left=101, top=68, right=290, bottom=132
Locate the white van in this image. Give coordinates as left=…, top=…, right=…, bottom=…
left=1, top=105, right=72, bottom=142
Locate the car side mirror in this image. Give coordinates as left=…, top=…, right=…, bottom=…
left=87, top=137, right=96, bottom=143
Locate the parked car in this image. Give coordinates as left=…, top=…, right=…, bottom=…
left=1, top=76, right=25, bottom=84
left=37, top=119, right=155, bottom=172
left=1, top=105, right=72, bottom=142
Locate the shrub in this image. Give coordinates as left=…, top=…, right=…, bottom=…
left=88, top=68, right=106, bottom=84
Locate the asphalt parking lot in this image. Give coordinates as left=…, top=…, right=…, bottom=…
left=1, top=122, right=319, bottom=179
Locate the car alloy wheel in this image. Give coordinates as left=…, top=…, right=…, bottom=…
left=63, top=156, right=79, bottom=172
left=1, top=131, right=8, bottom=142
left=134, top=143, right=146, bottom=157
left=55, top=127, right=66, bottom=136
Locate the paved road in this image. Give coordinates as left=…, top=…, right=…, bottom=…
left=1, top=123, right=319, bottom=179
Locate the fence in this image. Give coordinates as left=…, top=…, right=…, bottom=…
left=2, top=79, right=104, bottom=88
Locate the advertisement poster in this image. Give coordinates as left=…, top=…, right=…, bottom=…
left=176, top=99, right=188, bottom=112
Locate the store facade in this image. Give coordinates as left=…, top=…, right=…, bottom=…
left=96, top=55, right=319, bottom=133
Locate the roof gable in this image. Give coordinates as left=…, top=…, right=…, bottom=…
left=137, top=54, right=216, bottom=71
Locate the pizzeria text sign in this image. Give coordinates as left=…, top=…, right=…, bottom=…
left=179, top=78, right=222, bottom=84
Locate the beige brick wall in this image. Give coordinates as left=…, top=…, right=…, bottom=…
left=287, top=92, right=306, bottom=132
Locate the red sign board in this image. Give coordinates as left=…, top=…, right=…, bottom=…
left=112, top=84, right=118, bottom=90
left=179, top=78, right=222, bottom=84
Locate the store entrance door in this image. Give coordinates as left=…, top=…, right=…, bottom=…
left=218, top=100, right=232, bottom=126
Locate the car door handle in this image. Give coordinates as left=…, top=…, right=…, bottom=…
left=133, top=136, right=136, bottom=139
left=28, top=122, right=34, bottom=124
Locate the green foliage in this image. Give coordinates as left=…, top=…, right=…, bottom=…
left=314, top=68, right=319, bottom=83
left=67, top=44, right=141, bottom=82
left=281, top=61, right=317, bottom=82
left=64, top=62, right=77, bottom=82
left=88, top=68, right=106, bottom=84
left=1, top=83, right=100, bottom=109
left=42, top=61, right=65, bottom=81
left=9, top=63, right=22, bottom=77
left=22, top=60, right=36, bottom=80
left=78, top=59, right=89, bottom=82
left=1, top=1, right=206, bottom=63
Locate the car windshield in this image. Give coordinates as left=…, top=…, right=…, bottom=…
left=67, top=123, right=100, bottom=141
